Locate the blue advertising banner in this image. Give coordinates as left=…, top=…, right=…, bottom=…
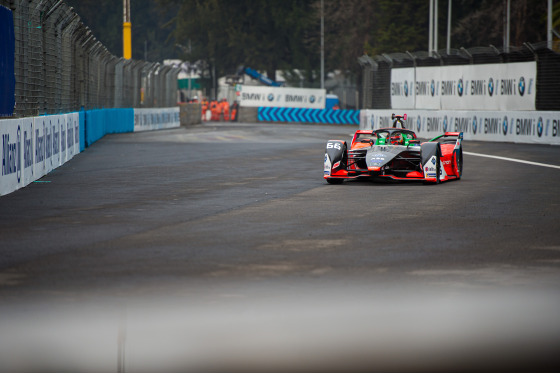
left=0, top=5, right=15, bottom=117
left=258, top=107, right=359, bottom=125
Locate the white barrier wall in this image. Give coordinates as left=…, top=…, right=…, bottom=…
left=134, top=107, right=180, bottom=132
left=236, top=85, right=326, bottom=109
left=360, top=109, right=560, bottom=145
left=1, top=108, right=180, bottom=196
left=1, top=113, right=80, bottom=196
left=391, top=62, right=536, bottom=111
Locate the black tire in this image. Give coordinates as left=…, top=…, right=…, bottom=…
left=326, top=178, right=344, bottom=185
left=435, top=145, right=441, bottom=184
left=454, top=148, right=463, bottom=179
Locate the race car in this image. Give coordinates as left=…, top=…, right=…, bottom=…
left=324, top=114, right=463, bottom=184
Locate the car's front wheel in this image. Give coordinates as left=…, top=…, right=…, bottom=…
left=326, top=178, right=344, bottom=185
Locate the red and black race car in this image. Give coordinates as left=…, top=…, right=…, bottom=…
left=324, top=114, right=463, bottom=184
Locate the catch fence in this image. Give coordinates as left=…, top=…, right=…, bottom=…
left=0, top=0, right=179, bottom=118
left=358, top=42, right=560, bottom=111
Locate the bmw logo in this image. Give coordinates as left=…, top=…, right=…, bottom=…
left=309, top=95, right=316, bottom=103
left=503, top=116, right=508, bottom=135
left=443, top=116, right=448, bottom=132
left=417, top=116, right=422, bottom=132
left=458, top=79, right=464, bottom=97
left=267, top=93, right=274, bottom=102
left=537, top=117, right=543, bottom=137
left=472, top=116, right=477, bottom=134
left=430, top=80, right=435, bottom=96
left=518, top=77, right=525, bottom=96
left=404, top=81, right=409, bottom=97
left=488, top=78, right=494, bottom=97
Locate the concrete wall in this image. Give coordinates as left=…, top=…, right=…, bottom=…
left=179, top=104, right=202, bottom=126
left=236, top=107, right=258, bottom=123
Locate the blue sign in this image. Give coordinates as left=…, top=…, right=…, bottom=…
left=0, top=6, right=15, bottom=117
left=258, top=108, right=359, bottom=125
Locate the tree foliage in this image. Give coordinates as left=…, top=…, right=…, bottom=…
left=64, top=0, right=178, bottom=61
left=453, top=0, right=548, bottom=48
left=170, top=0, right=315, bottom=83
left=65, top=0, right=557, bottom=85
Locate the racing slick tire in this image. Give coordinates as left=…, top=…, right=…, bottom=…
left=326, top=178, right=344, bottom=185
left=434, top=148, right=441, bottom=184
left=453, top=148, right=463, bottom=179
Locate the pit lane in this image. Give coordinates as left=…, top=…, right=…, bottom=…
left=1, top=121, right=559, bottom=371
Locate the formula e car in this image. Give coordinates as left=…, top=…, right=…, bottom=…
left=324, top=114, right=463, bottom=184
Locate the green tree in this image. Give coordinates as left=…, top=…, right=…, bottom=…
left=65, top=0, right=178, bottom=61
left=169, top=0, right=316, bottom=88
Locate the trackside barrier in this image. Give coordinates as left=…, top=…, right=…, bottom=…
left=1, top=107, right=180, bottom=196
left=258, top=107, right=359, bottom=125
left=134, top=108, right=180, bottom=132
left=85, top=109, right=134, bottom=147
left=0, top=113, right=80, bottom=196
left=360, top=109, right=560, bottom=145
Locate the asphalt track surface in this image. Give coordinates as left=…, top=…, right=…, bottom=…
left=1, top=121, right=559, bottom=371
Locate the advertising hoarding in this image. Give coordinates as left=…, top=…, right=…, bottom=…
left=237, top=85, right=326, bottom=109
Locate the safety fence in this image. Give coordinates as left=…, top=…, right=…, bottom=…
left=358, top=43, right=560, bottom=111
left=0, top=1, right=180, bottom=118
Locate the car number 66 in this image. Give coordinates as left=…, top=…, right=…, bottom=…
left=327, top=142, right=342, bottom=150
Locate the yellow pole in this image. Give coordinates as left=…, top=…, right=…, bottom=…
left=123, top=0, right=131, bottom=59
left=123, top=22, right=132, bottom=59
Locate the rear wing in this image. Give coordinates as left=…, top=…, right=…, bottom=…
left=429, top=132, right=463, bottom=150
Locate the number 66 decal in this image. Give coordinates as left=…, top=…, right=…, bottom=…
left=327, top=142, right=342, bottom=150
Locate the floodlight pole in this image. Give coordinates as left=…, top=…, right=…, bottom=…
left=503, top=0, right=510, bottom=53
left=320, top=0, right=324, bottom=89
left=434, top=0, right=438, bottom=53
left=447, top=0, right=452, bottom=54
left=429, top=0, right=439, bottom=56
left=548, top=0, right=553, bottom=49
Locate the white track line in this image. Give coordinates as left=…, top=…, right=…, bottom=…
left=464, top=151, right=560, bottom=170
